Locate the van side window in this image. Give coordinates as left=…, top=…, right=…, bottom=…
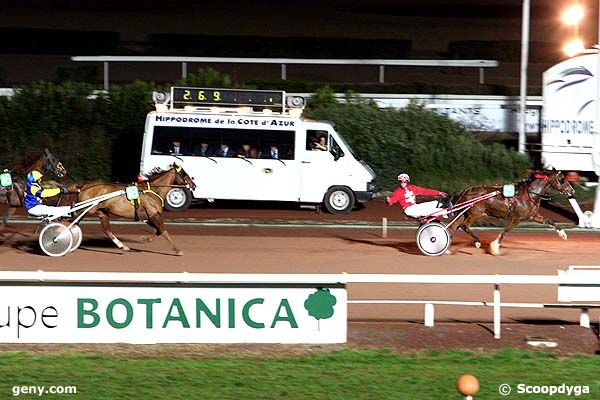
left=151, top=126, right=295, bottom=160
left=306, top=130, right=328, bottom=151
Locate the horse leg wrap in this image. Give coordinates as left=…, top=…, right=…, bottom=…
left=109, top=233, right=129, bottom=251
left=489, top=239, right=501, bottom=256
left=557, top=229, right=568, bottom=240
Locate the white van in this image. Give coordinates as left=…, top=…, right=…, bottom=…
left=139, top=87, right=376, bottom=213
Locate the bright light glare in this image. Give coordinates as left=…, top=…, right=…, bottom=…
left=562, top=4, right=584, bottom=25
left=563, top=38, right=585, bottom=57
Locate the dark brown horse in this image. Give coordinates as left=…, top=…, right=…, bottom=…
left=74, top=163, right=196, bottom=255
left=0, top=149, right=68, bottom=228
left=450, top=169, right=575, bottom=255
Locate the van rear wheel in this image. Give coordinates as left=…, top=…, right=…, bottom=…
left=323, top=186, right=355, bottom=214
left=165, top=188, right=192, bottom=211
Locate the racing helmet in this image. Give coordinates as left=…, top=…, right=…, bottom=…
left=397, top=173, right=410, bottom=183
left=27, top=170, right=43, bottom=183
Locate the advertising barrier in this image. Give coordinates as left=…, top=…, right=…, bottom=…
left=0, top=284, right=347, bottom=344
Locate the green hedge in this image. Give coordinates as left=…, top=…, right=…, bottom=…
left=0, top=80, right=530, bottom=191
left=248, top=79, right=527, bottom=96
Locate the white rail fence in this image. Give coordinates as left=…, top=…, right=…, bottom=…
left=70, top=56, right=499, bottom=90
left=1, top=266, right=598, bottom=340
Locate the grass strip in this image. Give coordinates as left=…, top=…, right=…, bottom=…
left=1, top=348, right=600, bottom=399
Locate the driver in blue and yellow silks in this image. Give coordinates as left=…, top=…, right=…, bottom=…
left=24, top=170, right=74, bottom=217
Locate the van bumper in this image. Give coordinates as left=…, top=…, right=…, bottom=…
left=355, top=190, right=376, bottom=203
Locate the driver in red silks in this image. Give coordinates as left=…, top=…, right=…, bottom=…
left=386, top=173, right=447, bottom=218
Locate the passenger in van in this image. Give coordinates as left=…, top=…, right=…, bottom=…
left=167, top=140, right=188, bottom=156
left=217, top=143, right=236, bottom=157
left=262, top=145, right=282, bottom=160
left=193, top=142, right=212, bottom=157
left=237, top=144, right=254, bottom=158
left=312, top=136, right=328, bottom=151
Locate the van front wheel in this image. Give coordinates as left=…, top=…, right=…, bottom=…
left=165, top=188, right=192, bottom=211
left=323, top=187, right=355, bottom=214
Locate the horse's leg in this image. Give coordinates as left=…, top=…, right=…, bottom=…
left=531, top=213, right=568, bottom=240
left=0, top=207, right=15, bottom=232
left=147, top=213, right=183, bottom=256
left=457, top=211, right=483, bottom=249
left=98, top=210, right=130, bottom=251
left=489, top=219, right=518, bottom=256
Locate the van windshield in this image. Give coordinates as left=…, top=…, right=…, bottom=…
left=332, top=125, right=360, bottom=160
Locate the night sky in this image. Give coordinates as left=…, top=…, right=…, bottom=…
left=0, top=0, right=595, bottom=51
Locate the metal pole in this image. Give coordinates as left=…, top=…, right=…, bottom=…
left=103, top=61, right=109, bottom=91
left=281, top=64, right=287, bottom=80
left=182, top=62, right=187, bottom=80
left=379, top=65, right=385, bottom=83
left=479, top=67, right=484, bottom=84
left=518, top=0, right=530, bottom=154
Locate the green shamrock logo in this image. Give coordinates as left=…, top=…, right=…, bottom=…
left=304, top=288, right=337, bottom=331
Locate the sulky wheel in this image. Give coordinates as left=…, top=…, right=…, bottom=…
left=416, top=221, right=451, bottom=256
left=39, top=222, right=73, bottom=257
left=69, top=224, right=83, bottom=253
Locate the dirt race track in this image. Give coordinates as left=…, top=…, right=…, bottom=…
left=1, top=198, right=600, bottom=354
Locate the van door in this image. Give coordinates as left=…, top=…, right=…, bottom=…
left=299, top=126, right=339, bottom=203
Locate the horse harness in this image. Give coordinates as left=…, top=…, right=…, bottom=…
left=503, top=174, right=553, bottom=219
left=126, top=181, right=169, bottom=222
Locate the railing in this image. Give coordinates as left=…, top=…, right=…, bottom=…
left=1, top=267, right=598, bottom=340
left=70, top=56, right=499, bottom=90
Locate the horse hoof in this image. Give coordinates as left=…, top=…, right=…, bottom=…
left=558, top=229, right=568, bottom=240
left=122, top=246, right=131, bottom=252
left=443, top=250, right=453, bottom=256
left=139, top=235, right=152, bottom=243
left=474, top=241, right=481, bottom=249
left=175, top=250, right=184, bottom=256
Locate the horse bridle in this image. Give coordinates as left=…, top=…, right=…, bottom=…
left=144, top=165, right=196, bottom=190
left=43, top=149, right=66, bottom=178
left=528, top=172, right=573, bottom=199
left=174, top=166, right=195, bottom=189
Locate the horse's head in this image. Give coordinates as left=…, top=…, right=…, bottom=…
left=532, top=169, right=575, bottom=197
left=43, top=149, right=67, bottom=178
left=170, top=163, right=197, bottom=191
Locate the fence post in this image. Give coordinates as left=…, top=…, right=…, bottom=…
left=382, top=217, right=388, bottom=238
left=103, top=62, right=109, bottom=91
left=493, top=284, right=501, bottom=339
left=424, top=303, right=435, bottom=327
left=580, top=308, right=590, bottom=328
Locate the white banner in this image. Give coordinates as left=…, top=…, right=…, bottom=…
left=0, top=286, right=347, bottom=344
left=542, top=54, right=597, bottom=171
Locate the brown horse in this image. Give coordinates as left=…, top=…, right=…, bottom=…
left=74, top=163, right=196, bottom=255
left=0, top=149, right=68, bottom=228
left=450, top=169, right=575, bottom=256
